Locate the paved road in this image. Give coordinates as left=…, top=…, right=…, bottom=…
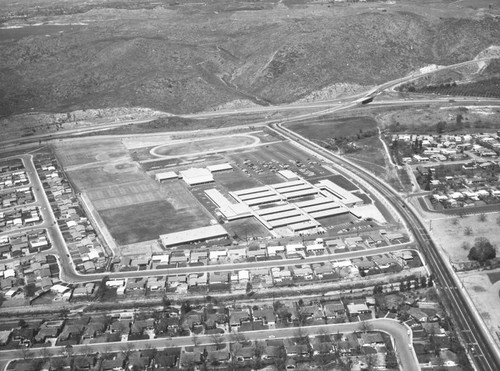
left=0, top=318, right=418, bottom=371
left=273, top=123, right=500, bottom=371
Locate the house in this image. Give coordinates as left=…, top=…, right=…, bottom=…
left=407, top=307, right=428, bottom=322
left=229, top=309, right=251, bottom=328
left=324, top=302, right=345, bottom=318
left=347, top=303, right=370, bottom=316
left=252, top=309, right=276, bottom=326
left=360, top=332, right=384, bottom=346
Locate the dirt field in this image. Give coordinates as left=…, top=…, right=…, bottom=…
left=100, top=199, right=211, bottom=246
left=428, top=213, right=500, bottom=263
left=151, top=134, right=259, bottom=157
left=460, top=273, right=500, bottom=351
left=287, top=116, right=378, bottom=142
left=67, top=163, right=140, bottom=188
left=54, top=139, right=129, bottom=168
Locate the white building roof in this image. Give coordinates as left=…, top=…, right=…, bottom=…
left=268, top=214, right=310, bottom=228
left=155, top=171, right=177, bottom=181
left=309, top=207, right=348, bottom=219
left=180, top=168, right=214, bottom=186
left=264, top=209, right=301, bottom=221
left=205, top=189, right=252, bottom=220
left=233, top=186, right=270, bottom=196
left=207, top=163, right=233, bottom=172
left=160, top=224, right=228, bottom=247
left=282, top=188, right=318, bottom=199
left=302, top=202, right=340, bottom=213
left=256, top=204, right=295, bottom=216
left=316, top=179, right=363, bottom=207
left=239, top=189, right=277, bottom=201
left=289, top=221, right=320, bottom=232
left=295, top=197, right=332, bottom=208
left=278, top=170, right=300, bottom=180
left=271, top=180, right=306, bottom=190
left=245, top=194, right=283, bottom=206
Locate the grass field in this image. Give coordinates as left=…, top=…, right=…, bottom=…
left=100, top=200, right=211, bottom=245
left=88, top=181, right=160, bottom=210
left=67, top=165, right=142, bottom=192
left=213, top=169, right=262, bottom=191
left=54, top=139, right=128, bottom=168
left=152, top=135, right=259, bottom=157
left=287, top=116, right=378, bottom=142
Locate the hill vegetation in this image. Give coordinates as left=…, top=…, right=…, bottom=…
left=1, top=0, right=500, bottom=117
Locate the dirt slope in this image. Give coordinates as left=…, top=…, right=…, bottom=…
left=1, top=1, right=500, bottom=117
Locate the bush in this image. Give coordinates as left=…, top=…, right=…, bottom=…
left=468, top=237, right=496, bottom=263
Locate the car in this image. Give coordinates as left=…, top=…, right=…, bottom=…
left=268, top=335, right=275, bottom=338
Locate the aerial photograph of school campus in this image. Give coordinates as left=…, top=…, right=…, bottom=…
left=1, top=0, right=500, bottom=370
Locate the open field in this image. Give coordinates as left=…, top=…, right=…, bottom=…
left=428, top=213, right=500, bottom=264
left=377, top=105, right=500, bottom=134
left=99, top=200, right=211, bottom=246
left=54, top=139, right=129, bottom=168
left=460, top=273, right=500, bottom=352
left=212, top=168, right=263, bottom=191
left=287, top=116, right=379, bottom=142
left=67, top=165, right=142, bottom=192
left=88, top=181, right=160, bottom=210
left=224, top=218, right=273, bottom=241
left=151, top=134, right=259, bottom=157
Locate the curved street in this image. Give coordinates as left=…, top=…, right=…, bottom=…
left=0, top=318, right=418, bottom=371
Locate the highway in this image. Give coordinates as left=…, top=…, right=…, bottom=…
left=272, top=122, right=500, bottom=371
left=0, top=318, right=418, bottom=371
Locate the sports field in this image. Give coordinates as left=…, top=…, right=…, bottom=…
left=67, top=165, right=142, bottom=192
left=100, top=200, right=211, bottom=246
left=54, top=139, right=129, bottom=168
left=152, top=134, right=259, bottom=157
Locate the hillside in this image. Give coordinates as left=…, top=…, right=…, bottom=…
left=1, top=0, right=500, bottom=117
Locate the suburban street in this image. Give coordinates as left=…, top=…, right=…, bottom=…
left=272, top=122, right=500, bottom=371
left=0, top=318, right=418, bottom=371
left=2, top=51, right=500, bottom=370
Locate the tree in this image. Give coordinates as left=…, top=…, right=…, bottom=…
left=252, top=341, right=266, bottom=368
left=364, top=353, right=379, bottom=370
left=497, top=215, right=500, bottom=226
left=192, top=334, right=200, bottom=346
left=468, top=237, right=496, bottom=263
left=461, top=241, right=471, bottom=250
left=464, top=226, right=473, bottom=236
left=359, top=321, right=374, bottom=333
left=478, top=213, right=487, bottom=222
left=210, top=333, right=225, bottom=350
left=229, top=332, right=247, bottom=344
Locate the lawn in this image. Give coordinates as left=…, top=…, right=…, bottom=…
left=100, top=200, right=211, bottom=245
left=67, top=165, right=142, bottom=191
left=213, top=168, right=262, bottom=191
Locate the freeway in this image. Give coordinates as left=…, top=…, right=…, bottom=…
left=2, top=51, right=499, bottom=152
left=0, top=318, right=418, bottom=371
left=272, top=123, right=500, bottom=371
